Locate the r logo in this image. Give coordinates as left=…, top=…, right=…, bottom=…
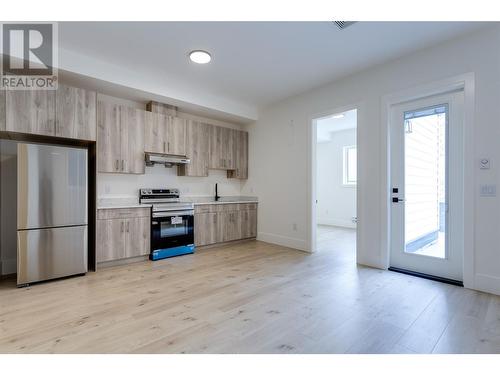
left=2, top=23, right=54, bottom=76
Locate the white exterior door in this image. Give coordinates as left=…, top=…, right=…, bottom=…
left=389, top=91, right=464, bottom=282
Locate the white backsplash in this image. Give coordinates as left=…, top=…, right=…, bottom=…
left=97, top=164, right=243, bottom=200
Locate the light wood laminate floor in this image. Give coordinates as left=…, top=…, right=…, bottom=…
left=1, top=227, right=499, bottom=354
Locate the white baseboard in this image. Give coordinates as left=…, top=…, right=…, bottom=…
left=257, top=232, right=309, bottom=252
left=317, top=217, right=357, bottom=229
left=474, top=273, right=500, bottom=296
left=1, top=258, right=16, bottom=275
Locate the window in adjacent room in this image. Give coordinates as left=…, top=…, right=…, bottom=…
left=343, top=145, right=357, bottom=186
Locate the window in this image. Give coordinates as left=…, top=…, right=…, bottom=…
left=343, top=145, right=357, bottom=186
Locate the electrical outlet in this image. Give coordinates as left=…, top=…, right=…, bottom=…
left=480, top=184, right=496, bottom=197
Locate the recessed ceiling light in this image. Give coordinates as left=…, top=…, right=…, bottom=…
left=189, top=50, right=211, bottom=64
left=332, top=113, right=345, bottom=119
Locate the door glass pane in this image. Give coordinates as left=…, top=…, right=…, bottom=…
left=404, top=105, right=446, bottom=258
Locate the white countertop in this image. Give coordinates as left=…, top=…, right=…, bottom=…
left=97, top=196, right=258, bottom=210
left=97, top=204, right=152, bottom=210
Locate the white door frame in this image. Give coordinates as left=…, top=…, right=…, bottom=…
left=381, top=73, right=475, bottom=289
left=308, top=103, right=362, bottom=254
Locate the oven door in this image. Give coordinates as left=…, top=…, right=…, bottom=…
left=151, top=210, right=194, bottom=251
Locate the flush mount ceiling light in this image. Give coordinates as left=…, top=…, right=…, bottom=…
left=332, top=113, right=345, bottom=119
left=189, top=50, right=211, bottom=64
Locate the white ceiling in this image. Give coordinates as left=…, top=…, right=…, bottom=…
left=317, top=109, right=357, bottom=143
left=59, top=22, right=487, bottom=122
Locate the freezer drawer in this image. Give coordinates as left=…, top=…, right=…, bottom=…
left=17, top=143, right=88, bottom=230
left=17, top=225, right=88, bottom=285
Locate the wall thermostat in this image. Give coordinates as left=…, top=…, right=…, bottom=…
left=480, top=158, right=490, bottom=169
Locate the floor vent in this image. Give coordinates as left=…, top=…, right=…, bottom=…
left=333, top=21, right=357, bottom=30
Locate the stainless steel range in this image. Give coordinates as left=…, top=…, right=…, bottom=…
left=139, top=188, right=194, bottom=261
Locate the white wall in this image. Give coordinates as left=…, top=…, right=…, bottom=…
left=242, top=25, right=500, bottom=295
left=98, top=167, right=242, bottom=200
left=316, top=129, right=357, bottom=228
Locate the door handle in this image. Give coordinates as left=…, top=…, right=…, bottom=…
left=392, top=197, right=405, bottom=203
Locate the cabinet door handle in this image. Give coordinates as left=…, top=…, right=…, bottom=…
left=121, top=159, right=125, bottom=171
left=163, top=141, right=166, bottom=153
left=115, top=160, right=119, bottom=171
left=127, top=221, right=130, bottom=232
left=167, top=142, right=170, bottom=152
left=121, top=221, right=124, bottom=233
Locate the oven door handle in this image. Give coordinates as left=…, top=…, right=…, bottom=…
left=152, top=210, right=194, bottom=218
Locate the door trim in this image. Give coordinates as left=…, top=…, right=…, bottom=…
left=381, top=73, right=475, bottom=289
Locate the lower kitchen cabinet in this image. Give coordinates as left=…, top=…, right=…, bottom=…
left=219, top=211, right=242, bottom=242
left=194, top=203, right=257, bottom=247
left=96, top=208, right=150, bottom=263
left=240, top=208, right=257, bottom=238
left=194, top=212, right=218, bottom=246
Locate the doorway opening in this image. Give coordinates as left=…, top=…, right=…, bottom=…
left=313, top=109, right=357, bottom=259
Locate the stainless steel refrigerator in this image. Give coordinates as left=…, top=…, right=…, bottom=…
left=17, top=143, right=88, bottom=286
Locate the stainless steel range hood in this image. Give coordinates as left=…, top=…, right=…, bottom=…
left=145, top=152, right=190, bottom=168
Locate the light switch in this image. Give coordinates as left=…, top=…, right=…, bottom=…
left=480, top=158, right=490, bottom=169
left=480, top=184, right=496, bottom=197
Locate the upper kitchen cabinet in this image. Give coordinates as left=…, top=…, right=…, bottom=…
left=5, top=90, right=56, bottom=136
left=120, top=106, right=146, bottom=174
left=97, top=101, right=121, bottom=172
left=55, top=84, right=97, bottom=141
left=178, top=120, right=210, bottom=177
left=144, top=112, right=167, bottom=154
left=144, top=112, right=186, bottom=156
left=227, top=130, right=248, bottom=179
left=97, top=100, right=146, bottom=174
left=209, top=125, right=236, bottom=170
left=167, top=116, right=187, bottom=156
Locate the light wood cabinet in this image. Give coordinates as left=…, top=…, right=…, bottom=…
left=194, top=212, right=218, bottom=246
left=96, top=208, right=150, bottom=263
left=194, top=203, right=257, bottom=246
left=144, top=113, right=186, bottom=156
left=55, top=84, right=96, bottom=140
left=5, top=90, right=56, bottom=136
left=97, top=100, right=145, bottom=174
left=96, top=218, right=125, bottom=262
left=218, top=211, right=242, bottom=242
left=227, top=130, right=248, bottom=179
left=97, top=101, right=121, bottom=172
left=240, top=208, right=257, bottom=238
left=167, top=116, right=187, bottom=156
left=121, top=106, right=145, bottom=174
left=144, top=112, right=167, bottom=154
left=178, top=120, right=210, bottom=177
left=124, top=217, right=150, bottom=258
left=209, top=125, right=236, bottom=170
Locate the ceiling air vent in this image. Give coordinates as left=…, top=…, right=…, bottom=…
left=333, top=21, right=357, bottom=30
